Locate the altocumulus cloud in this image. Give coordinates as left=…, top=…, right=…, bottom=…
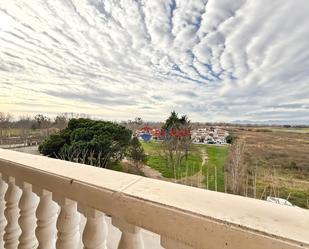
left=0, top=0, right=309, bottom=123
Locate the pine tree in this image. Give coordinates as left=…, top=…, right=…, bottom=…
left=127, top=136, right=146, bottom=168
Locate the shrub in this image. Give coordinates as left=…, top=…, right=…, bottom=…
left=39, top=118, right=132, bottom=167
left=39, top=133, right=66, bottom=156
left=226, top=134, right=237, bottom=144
left=127, top=136, right=146, bottom=168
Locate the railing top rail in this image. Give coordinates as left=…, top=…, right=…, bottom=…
left=0, top=149, right=308, bottom=249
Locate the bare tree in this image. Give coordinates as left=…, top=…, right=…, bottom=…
left=17, top=115, right=33, bottom=130
left=17, top=115, right=32, bottom=145
left=33, top=114, right=51, bottom=129
left=0, top=112, right=13, bottom=139
left=226, top=139, right=246, bottom=194
left=0, top=112, right=13, bottom=127
left=252, top=163, right=258, bottom=198
left=54, top=114, right=69, bottom=129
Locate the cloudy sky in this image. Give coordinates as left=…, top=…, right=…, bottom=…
left=0, top=0, right=309, bottom=123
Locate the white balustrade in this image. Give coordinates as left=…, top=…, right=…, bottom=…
left=0, top=149, right=308, bottom=249
left=79, top=214, right=86, bottom=249
left=17, top=182, right=39, bottom=249
left=80, top=206, right=107, bottom=249
left=112, top=218, right=144, bottom=249
left=35, top=189, right=58, bottom=249
left=56, top=198, right=80, bottom=249
left=3, top=176, right=22, bottom=249
left=0, top=175, right=7, bottom=249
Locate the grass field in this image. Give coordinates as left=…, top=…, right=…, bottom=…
left=142, top=141, right=202, bottom=178
left=270, top=128, right=309, bottom=133
left=142, top=141, right=229, bottom=190
left=0, top=128, right=47, bottom=137
left=201, top=145, right=229, bottom=191
left=142, top=131, right=309, bottom=208
left=0, top=128, right=22, bottom=136
left=146, top=154, right=202, bottom=178
left=234, top=130, right=309, bottom=208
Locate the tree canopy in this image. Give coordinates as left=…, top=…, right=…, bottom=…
left=127, top=136, right=146, bottom=168
left=39, top=118, right=132, bottom=167
left=162, top=111, right=190, bottom=131
left=161, top=111, right=191, bottom=178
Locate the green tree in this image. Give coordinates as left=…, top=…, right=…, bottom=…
left=162, top=111, right=189, bottom=130
left=38, top=133, right=66, bottom=156
left=127, top=136, right=146, bottom=169
left=161, top=111, right=191, bottom=179
left=39, top=118, right=132, bottom=168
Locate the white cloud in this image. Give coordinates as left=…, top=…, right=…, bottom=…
left=0, top=0, right=309, bottom=123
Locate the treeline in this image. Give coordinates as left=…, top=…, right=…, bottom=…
left=120, top=118, right=309, bottom=131
left=0, top=112, right=90, bottom=131
left=2, top=112, right=307, bottom=134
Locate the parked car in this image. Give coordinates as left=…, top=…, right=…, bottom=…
left=266, top=196, right=294, bottom=207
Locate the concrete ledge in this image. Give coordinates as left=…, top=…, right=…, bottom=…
left=0, top=149, right=308, bottom=249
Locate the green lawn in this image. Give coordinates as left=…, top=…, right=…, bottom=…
left=141, top=140, right=162, bottom=154
left=201, top=146, right=229, bottom=191
left=142, top=141, right=229, bottom=189
left=142, top=141, right=202, bottom=178
left=146, top=154, right=202, bottom=178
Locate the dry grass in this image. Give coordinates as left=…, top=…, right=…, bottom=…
left=232, top=129, right=309, bottom=208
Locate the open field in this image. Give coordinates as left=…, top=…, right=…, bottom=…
left=233, top=130, right=309, bottom=208
left=202, top=145, right=228, bottom=192
left=0, top=128, right=43, bottom=137
left=0, top=128, right=52, bottom=147
left=5, top=126, right=308, bottom=208
left=142, top=131, right=309, bottom=208
left=142, top=141, right=229, bottom=191
left=270, top=128, right=309, bottom=133
left=142, top=141, right=202, bottom=179
left=0, top=128, right=21, bottom=137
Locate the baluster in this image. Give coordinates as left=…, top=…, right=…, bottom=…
left=160, top=237, right=194, bottom=249
left=79, top=214, right=86, bottom=249
left=0, top=175, right=8, bottom=249
left=18, top=182, right=39, bottom=249
left=56, top=198, right=80, bottom=249
left=81, top=207, right=107, bottom=249
left=4, top=176, right=22, bottom=249
left=112, top=218, right=144, bottom=249
left=35, top=189, right=58, bottom=249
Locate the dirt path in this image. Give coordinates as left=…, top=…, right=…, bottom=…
left=181, top=148, right=208, bottom=187
left=142, top=148, right=210, bottom=187
left=141, top=164, right=166, bottom=179
left=122, top=158, right=167, bottom=180
left=141, top=148, right=209, bottom=184
left=125, top=148, right=210, bottom=186
left=201, top=149, right=208, bottom=166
